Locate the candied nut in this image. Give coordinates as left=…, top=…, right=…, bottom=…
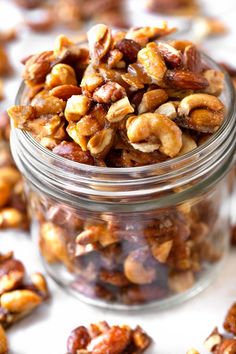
left=126, top=25, right=176, bottom=46
left=1, top=289, right=42, bottom=313
left=223, top=302, right=236, bottom=335
left=46, top=63, right=77, bottom=89
left=99, top=270, right=129, bottom=287
left=204, top=327, right=222, bottom=352
left=132, top=325, right=152, bottom=352
left=178, top=133, right=197, bottom=155
left=138, top=89, right=168, bottom=114
left=124, top=247, right=156, bottom=284
left=30, top=273, right=49, bottom=298
left=53, top=141, right=94, bottom=164
left=203, top=70, right=224, bottom=96
left=178, top=93, right=224, bottom=116
left=66, top=123, right=88, bottom=151
left=67, top=326, right=91, bottom=354
left=7, top=106, right=36, bottom=129
left=87, top=128, right=115, bottom=159
left=184, top=109, right=224, bottom=133
left=168, top=270, right=194, bottom=293
left=0, top=259, right=25, bottom=294
left=157, top=42, right=182, bottom=68
left=106, top=96, right=134, bottom=122
left=23, top=51, right=55, bottom=84
left=121, top=284, right=167, bottom=304
left=155, top=101, right=178, bottom=119
left=0, top=180, right=11, bottom=208
left=138, top=42, right=167, bottom=84
left=216, top=339, right=236, bottom=353
left=115, top=39, right=141, bottom=63
left=81, top=64, right=104, bottom=93
left=151, top=240, right=173, bottom=263
left=87, top=326, right=131, bottom=354
left=65, top=95, right=91, bottom=122
left=49, top=84, right=82, bottom=100
left=31, top=92, right=66, bottom=115
left=183, top=45, right=202, bottom=73
left=39, top=222, right=69, bottom=265
left=0, top=208, right=24, bottom=229
left=93, top=82, right=126, bottom=104
left=0, top=325, right=8, bottom=354
left=87, top=24, right=112, bottom=63
left=76, top=225, right=118, bottom=247
left=169, top=39, right=194, bottom=52
left=126, top=113, right=182, bottom=157
left=165, top=70, right=209, bottom=90
left=76, top=116, right=101, bottom=136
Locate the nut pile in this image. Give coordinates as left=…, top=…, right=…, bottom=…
left=8, top=23, right=225, bottom=167
left=0, top=251, right=49, bottom=329
left=0, top=112, right=29, bottom=230
left=187, top=302, right=236, bottom=354
left=66, top=321, right=151, bottom=354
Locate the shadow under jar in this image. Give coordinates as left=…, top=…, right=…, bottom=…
left=11, top=60, right=236, bottom=310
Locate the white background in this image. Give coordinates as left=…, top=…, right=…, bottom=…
left=1, top=0, right=236, bottom=353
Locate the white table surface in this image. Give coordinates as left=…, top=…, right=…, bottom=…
left=1, top=0, right=236, bottom=353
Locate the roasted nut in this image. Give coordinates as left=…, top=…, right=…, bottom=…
left=223, top=302, right=236, bottom=335
left=99, top=270, right=129, bottom=287
left=186, top=349, right=200, bottom=354
left=115, top=39, right=141, bottom=63
left=67, top=326, right=91, bottom=354
left=157, top=42, right=182, bottom=68
left=126, top=113, right=182, bottom=157
left=76, top=225, right=118, bottom=247
left=151, top=240, right=173, bottom=263
left=183, top=45, right=202, bottom=73
left=87, top=24, right=112, bottom=63
left=93, top=82, right=126, bottom=104
left=106, top=96, right=134, bottom=122
left=7, top=106, right=36, bottom=129
left=165, top=70, right=209, bottom=90
left=1, top=289, right=42, bottom=313
left=178, top=93, right=224, bottom=116
left=126, top=25, right=176, bottom=46
left=23, top=51, right=55, bottom=84
left=46, top=63, right=77, bottom=89
left=87, top=326, right=131, bottom=353
left=65, top=95, right=91, bottom=121
left=124, top=247, right=156, bottom=284
left=204, top=327, right=222, bottom=352
left=0, top=259, right=25, bottom=294
left=81, top=64, right=104, bottom=93
left=87, top=128, right=115, bottom=158
left=30, top=273, right=49, bottom=298
left=138, top=42, right=167, bottom=84
left=138, top=89, right=168, bottom=114
left=0, top=325, right=8, bottom=354
left=49, top=84, right=82, bottom=100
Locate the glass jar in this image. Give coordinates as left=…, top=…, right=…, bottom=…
left=10, top=56, right=236, bottom=310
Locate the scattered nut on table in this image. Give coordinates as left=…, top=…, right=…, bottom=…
left=66, top=321, right=152, bottom=354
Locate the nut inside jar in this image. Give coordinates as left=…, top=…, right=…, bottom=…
left=8, top=23, right=235, bottom=308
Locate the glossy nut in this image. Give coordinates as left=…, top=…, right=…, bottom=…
left=65, top=95, right=91, bottom=122
left=1, top=289, right=42, bottom=313
left=0, top=180, right=10, bottom=208
left=46, top=63, right=77, bottom=89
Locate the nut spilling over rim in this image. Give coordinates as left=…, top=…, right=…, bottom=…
left=8, top=22, right=226, bottom=168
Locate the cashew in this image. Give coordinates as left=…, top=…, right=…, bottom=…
left=124, top=247, right=156, bottom=284
left=155, top=101, right=178, bottom=119
left=126, top=113, right=182, bottom=157
left=130, top=142, right=160, bottom=153
left=189, top=109, right=224, bottom=133
left=178, top=133, right=197, bottom=156
left=178, top=93, right=224, bottom=116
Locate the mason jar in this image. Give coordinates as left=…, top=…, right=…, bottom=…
left=10, top=57, right=236, bottom=310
